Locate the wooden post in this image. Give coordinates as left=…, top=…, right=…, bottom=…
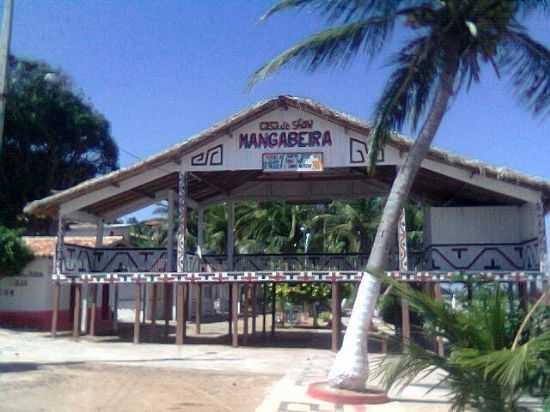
left=232, top=283, right=239, bottom=347
left=252, top=283, right=257, bottom=335
left=133, top=283, right=141, bottom=344
left=397, top=208, right=411, bottom=346
left=80, top=282, right=89, bottom=334
left=113, top=283, right=119, bottom=333
left=164, top=283, right=172, bottom=338
left=195, top=283, right=202, bottom=334
left=331, top=282, right=341, bottom=352
left=228, top=283, right=233, bottom=336
left=227, top=201, right=235, bottom=270
left=434, top=283, right=444, bottom=356
left=151, top=283, right=157, bottom=326
left=262, top=283, right=267, bottom=334
left=271, top=283, right=276, bottom=335
left=72, top=283, right=81, bottom=340
left=89, top=284, right=97, bottom=337
left=175, top=283, right=187, bottom=345
left=518, top=281, right=529, bottom=312
left=167, top=190, right=176, bottom=271
left=51, top=281, right=60, bottom=337
left=243, top=284, right=249, bottom=345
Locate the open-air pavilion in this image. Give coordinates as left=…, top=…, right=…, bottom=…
left=24, top=96, right=550, bottom=351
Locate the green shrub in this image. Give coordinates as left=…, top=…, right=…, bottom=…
left=0, top=226, right=33, bottom=277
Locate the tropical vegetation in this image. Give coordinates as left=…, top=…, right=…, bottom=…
left=1, top=57, right=119, bottom=232
left=374, top=279, right=550, bottom=411
left=0, top=225, right=33, bottom=277
left=251, top=0, right=550, bottom=390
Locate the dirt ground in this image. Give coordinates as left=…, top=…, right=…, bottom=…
left=2, top=362, right=275, bottom=412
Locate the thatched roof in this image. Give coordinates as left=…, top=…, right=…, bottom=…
left=24, top=95, right=550, bottom=217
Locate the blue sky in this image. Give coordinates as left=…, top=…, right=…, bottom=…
left=9, top=1, right=550, bottom=230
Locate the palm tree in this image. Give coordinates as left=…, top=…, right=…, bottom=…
left=236, top=201, right=309, bottom=253
left=312, top=199, right=383, bottom=253
left=373, top=280, right=550, bottom=411
left=251, top=0, right=550, bottom=390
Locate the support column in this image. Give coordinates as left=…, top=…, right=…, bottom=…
left=164, top=282, right=172, bottom=338
left=243, top=284, right=249, bottom=345
left=52, top=216, right=65, bottom=339
left=195, top=283, right=202, bottom=334
left=113, top=284, right=119, bottom=332
left=151, top=283, right=157, bottom=326
left=95, top=219, right=104, bottom=247
left=89, top=284, right=97, bottom=337
left=167, top=190, right=176, bottom=271
left=51, top=281, right=60, bottom=337
left=398, top=208, right=411, bottom=345
left=176, top=171, right=188, bottom=273
left=175, top=283, right=187, bottom=345
left=81, top=281, right=89, bottom=334
left=271, top=283, right=276, bottom=335
left=331, top=282, right=341, bottom=352
left=175, top=171, right=188, bottom=345
left=228, top=283, right=233, bottom=336
left=262, top=283, right=267, bottom=335
left=72, top=283, right=81, bottom=340
left=134, top=283, right=142, bottom=344
left=197, top=206, right=205, bottom=256
left=232, top=283, right=239, bottom=347
left=227, top=201, right=235, bottom=270
left=536, top=200, right=548, bottom=305
left=54, top=216, right=65, bottom=275
left=252, top=284, right=257, bottom=335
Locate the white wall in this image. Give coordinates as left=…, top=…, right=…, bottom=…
left=425, top=205, right=540, bottom=271
left=0, top=257, right=70, bottom=312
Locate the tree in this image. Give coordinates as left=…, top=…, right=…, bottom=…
left=374, top=280, right=549, bottom=411
left=0, top=57, right=118, bottom=230
left=251, top=0, right=550, bottom=390
left=0, top=225, right=33, bottom=277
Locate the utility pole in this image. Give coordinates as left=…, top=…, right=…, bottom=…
left=0, top=0, right=13, bottom=153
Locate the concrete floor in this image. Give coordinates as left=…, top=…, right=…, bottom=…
left=0, top=325, right=543, bottom=411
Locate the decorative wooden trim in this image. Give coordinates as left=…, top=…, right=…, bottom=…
left=177, top=171, right=188, bottom=272
left=53, top=270, right=549, bottom=285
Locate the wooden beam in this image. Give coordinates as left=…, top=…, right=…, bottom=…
left=232, top=283, right=239, bottom=347
left=191, top=172, right=229, bottom=196
left=51, top=282, right=60, bottom=338
left=331, top=282, right=341, bottom=352
left=195, top=283, right=202, bottom=334
left=133, top=283, right=141, bottom=344
left=72, top=284, right=81, bottom=340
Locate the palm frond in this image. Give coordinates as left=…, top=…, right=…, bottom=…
left=498, top=30, right=550, bottom=116
left=249, top=16, right=395, bottom=87
left=516, top=0, right=550, bottom=16
left=367, top=35, right=443, bottom=168
left=260, top=0, right=413, bottom=23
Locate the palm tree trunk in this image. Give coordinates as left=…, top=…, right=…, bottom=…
left=328, top=57, right=459, bottom=390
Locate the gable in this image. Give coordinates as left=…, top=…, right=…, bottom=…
left=182, top=106, right=401, bottom=172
